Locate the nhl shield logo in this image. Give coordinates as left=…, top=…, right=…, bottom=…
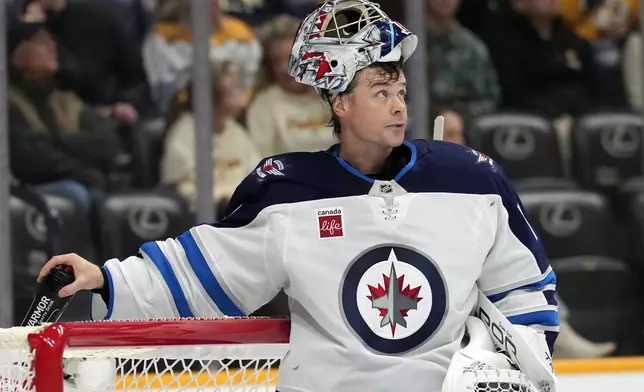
left=340, top=245, right=447, bottom=354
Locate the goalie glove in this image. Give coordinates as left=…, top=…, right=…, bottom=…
left=442, top=317, right=538, bottom=392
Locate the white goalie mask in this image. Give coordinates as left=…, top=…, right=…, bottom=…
left=443, top=317, right=538, bottom=392
left=288, top=0, right=418, bottom=94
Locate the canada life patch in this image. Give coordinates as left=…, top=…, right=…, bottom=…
left=317, top=207, right=344, bottom=239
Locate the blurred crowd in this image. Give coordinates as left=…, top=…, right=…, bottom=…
left=4, top=0, right=644, bottom=359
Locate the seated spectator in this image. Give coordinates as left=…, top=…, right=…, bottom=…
left=426, top=0, right=500, bottom=146
left=246, top=15, right=334, bottom=157
left=426, top=0, right=501, bottom=119
left=30, top=0, right=151, bottom=117
left=560, top=0, right=636, bottom=41
left=7, top=26, right=125, bottom=205
left=144, top=0, right=261, bottom=113
left=456, top=0, right=514, bottom=42
left=623, top=29, right=643, bottom=111
left=559, top=0, right=636, bottom=108
left=438, top=109, right=467, bottom=145
left=161, top=62, right=259, bottom=217
left=487, top=0, right=599, bottom=118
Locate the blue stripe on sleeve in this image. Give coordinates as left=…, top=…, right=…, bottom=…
left=507, top=310, right=559, bottom=328
left=89, top=266, right=114, bottom=321
left=488, top=269, right=557, bottom=303
left=140, top=241, right=194, bottom=318
left=178, top=232, right=245, bottom=316
left=102, top=266, right=114, bottom=320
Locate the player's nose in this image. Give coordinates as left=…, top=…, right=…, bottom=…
left=390, top=96, right=406, bottom=115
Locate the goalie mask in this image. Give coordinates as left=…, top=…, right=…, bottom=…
left=288, top=0, right=418, bottom=94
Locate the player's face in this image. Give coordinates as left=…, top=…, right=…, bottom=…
left=340, top=67, right=408, bottom=148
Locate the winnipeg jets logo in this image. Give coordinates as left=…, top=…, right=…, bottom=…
left=256, top=158, right=284, bottom=178
left=340, top=245, right=447, bottom=354
left=367, top=262, right=423, bottom=337
left=469, top=148, right=497, bottom=170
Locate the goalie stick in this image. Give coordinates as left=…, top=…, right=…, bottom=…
left=475, top=289, right=558, bottom=392
left=433, top=115, right=444, bottom=141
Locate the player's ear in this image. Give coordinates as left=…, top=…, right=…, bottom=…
left=333, top=94, right=349, bottom=119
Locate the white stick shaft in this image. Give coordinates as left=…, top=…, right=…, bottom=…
left=433, top=116, right=444, bottom=141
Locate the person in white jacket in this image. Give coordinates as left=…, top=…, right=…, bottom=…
left=246, top=14, right=335, bottom=157
left=160, top=61, right=260, bottom=215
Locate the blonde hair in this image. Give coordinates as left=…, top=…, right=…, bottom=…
left=255, top=14, right=302, bottom=91
left=166, top=61, right=237, bottom=127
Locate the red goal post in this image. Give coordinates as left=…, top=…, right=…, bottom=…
left=0, top=317, right=291, bottom=392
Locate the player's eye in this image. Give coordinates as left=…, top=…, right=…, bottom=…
left=399, top=90, right=407, bottom=99
left=376, top=90, right=388, bottom=98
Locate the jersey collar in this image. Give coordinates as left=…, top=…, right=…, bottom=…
left=330, top=140, right=418, bottom=184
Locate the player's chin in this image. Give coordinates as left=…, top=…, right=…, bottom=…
left=384, top=126, right=406, bottom=147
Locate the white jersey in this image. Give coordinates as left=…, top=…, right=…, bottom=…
left=91, top=140, right=559, bottom=392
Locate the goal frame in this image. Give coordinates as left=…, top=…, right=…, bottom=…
left=24, top=318, right=290, bottom=391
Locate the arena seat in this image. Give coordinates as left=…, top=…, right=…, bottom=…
left=467, top=112, right=575, bottom=190
left=619, top=184, right=644, bottom=276
left=99, top=189, right=193, bottom=260
left=553, top=256, right=644, bottom=355
left=519, top=190, right=624, bottom=260
left=571, top=112, right=644, bottom=189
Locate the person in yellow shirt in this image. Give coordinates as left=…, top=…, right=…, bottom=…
left=143, top=0, right=261, bottom=113
left=559, top=0, right=635, bottom=108
left=161, top=61, right=260, bottom=217
left=560, top=0, right=637, bottom=41
left=246, top=15, right=334, bottom=157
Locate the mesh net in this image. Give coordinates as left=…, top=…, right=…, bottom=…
left=0, top=319, right=289, bottom=392
left=0, top=327, right=38, bottom=392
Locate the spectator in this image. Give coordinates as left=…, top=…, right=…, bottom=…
left=623, top=29, right=643, bottom=111
left=456, top=0, right=514, bottom=42
left=560, top=0, right=637, bottom=42
left=110, top=0, right=156, bottom=38
left=246, top=15, right=333, bottom=157
left=426, top=0, right=500, bottom=145
left=487, top=0, right=599, bottom=118
left=144, top=0, right=261, bottom=113
left=435, top=108, right=466, bottom=145
left=559, top=0, right=637, bottom=108
left=161, top=62, right=259, bottom=217
left=33, top=0, right=151, bottom=117
left=7, top=26, right=124, bottom=215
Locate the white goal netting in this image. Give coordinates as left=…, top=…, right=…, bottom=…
left=0, top=318, right=290, bottom=392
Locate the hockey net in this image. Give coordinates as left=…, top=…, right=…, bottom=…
left=0, top=318, right=290, bottom=392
